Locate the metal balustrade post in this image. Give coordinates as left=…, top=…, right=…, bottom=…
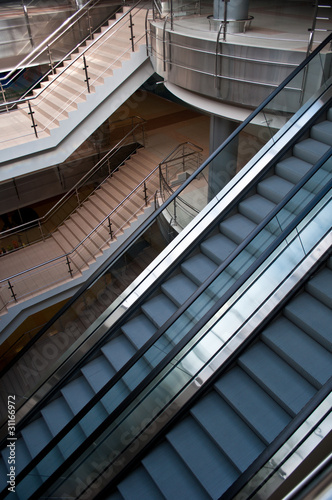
left=76, top=188, right=80, bottom=206
left=0, top=82, right=8, bottom=112
left=108, top=217, right=113, bottom=239
left=27, top=101, right=38, bottom=138
left=66, top=256, right=73, bottom=277
left=22, top=0, right=34, bottom=47
left=143, top=181, right=148, bottom=206
left=83, top=55, right=91, bottom=93
left=7, top=280, right=17, bottom=302
left=129, top=13, right=135, bottom=52
left=47, top=45, right=55, bottom=74
left=38, top=220, right=44, bottom=241
left=87, top=6, right=92, bottom=39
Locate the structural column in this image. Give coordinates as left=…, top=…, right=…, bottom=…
left=214, top=0, right=250, bottom=30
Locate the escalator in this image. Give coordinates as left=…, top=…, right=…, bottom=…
left=0, top=33, right=331, bottom=500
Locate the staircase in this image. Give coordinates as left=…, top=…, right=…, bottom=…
left=107, top=256, right=332, bottom=500
left=0, top=5, right=152, bottom=165
left=0, top=100, right=331, bottom=499
left=0, top=147, right=161, bottom=313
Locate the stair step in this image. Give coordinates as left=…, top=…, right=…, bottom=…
left=220, top=214, right=257, bottom=244
left=142, top=441, right=210, bottom=500
left=122, top=314, right=171, bottom=367
left=262, top=317, right=332, bottom=389
left=306, top=267, right=332, bottom=309
left=2, top=436, right=32, bottom=475
left=21, top=418, right=63, bottom=478
left=161, top=273, right=198, bottom=307
left=238, top=342, right=316, bottom=416
left=275, top=156, right=314, bottom=184
left=117, top=465, right=164, bottom=500
left=181, top=253, right=218, bottom=285
left=61, top=376, right=108, bottom=436
left=167, top=416, right=239, bottom=498
left=239, top=194, right=276, bottom=224
left=141, top=293, right=178, bottom=328
left=257, top=175, right=294, bottom=204
left=101, top=335, right=136, bottom=371
left=310, top=119, right=332, bottom=146
left=81, top=355, right=115, bottom=392
left=284, top=292, right=332, bottom=351
left=215, top=366, right=292, bottom=444
left=293, top=138, right=330, bottom=164
left=42, top=400, right=85, bottom=460
left=200, top=233, right=237, bottom=265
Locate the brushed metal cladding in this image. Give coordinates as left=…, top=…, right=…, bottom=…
left=149, top=23, right=320, bottom=110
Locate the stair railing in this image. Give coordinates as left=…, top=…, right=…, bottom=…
left=0, top=139, right=202, bottom=315
left=0, top=116, right=146, bottom=254
left=0, top=0, right=122, bottom=104
left=0, top=0, right=150, bottom=146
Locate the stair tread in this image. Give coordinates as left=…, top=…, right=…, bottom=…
left=141, top=294, right=178, bottom=328
left=167, top=416, right=239, bottom=497
left=238, top=342, right=316, bottom=416
left=181, top=253, right=218, bottom=285
left=310, top=120, right=332, bottom=146
left=102, top=336, right=137, bottom=371
left=275, top=156, right=314, bottom=184
left=293, top=138, right=330, bottom=164
left=81, top=355, right=115, bottom=392
left=191, top=391, right=265, bottom=472
left=284, top=292, right=332, bottom=351
left=200, top=233, right=237, bottom=265
left=215, top=366, right=292, bottom=444
left=142, top=441, right=210, bottom=500
left=239, top=194, right=276, bottom=224
left=161, top=273, right=198, bottom=307
left=306, top=267, right=332, bottom=309
left=257, top=175, right=294, bottom=203
left=117, top=465, right=164, bottom=500
left=262, top=317, right=332, bottom=388
left=220, top=214, right=257, bottom=244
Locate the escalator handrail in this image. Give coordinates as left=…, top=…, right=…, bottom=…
left=6, top=154, right=331, bottom=496
left=23, top=178, right=332, bottom=500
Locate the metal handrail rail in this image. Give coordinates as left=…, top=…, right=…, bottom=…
left=0, top=141, right=202, bottom=288
left=0, top=0, right=146, bottom=114
left=0, top=0, right=102, bottom=89
left=0, top=116, right=146, bottom=242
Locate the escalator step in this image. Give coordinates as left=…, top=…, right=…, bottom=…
left=61, top=376, right=108, bottom=436
left=102, top=336, right=137, bottom=371
left=81, top=355, right=115, bottom=392
left=310, top=120, right=332, bottom=146
left=214, top=366, right=292, bottom=444
left=161, top=273, right=198, bottom=307
left=167, top=416, right=239, bottom=498
left=1, top=436, right=31, bottom=475
left=275, top=156, right=314, bottom=184
left=238, top=194, right=276, bottom=224
left=238, top=343, right=316, bottom=416
left=200, top=233, right=237, bottom=265
left=41, top=397, right=85, bottom=458
left=257, top=175, right=294, bottom=204
left=284, top=292, right=332, bottom=351
left=306, top=267, right=332, bottom=309
left=262, top=317, right=332, bottom=388
left=219, top=214, right=256, bottom=244
left=141, top=294, right=178, bottom=328
left=293, top=138, right=330, bottom=164
left=181, top=253, right=218, bottom=285
left=142, top=441, right=210, bottom=500
left=190, top=391, right=265, bottom=472
left=117, top=465, right=164, bottom=500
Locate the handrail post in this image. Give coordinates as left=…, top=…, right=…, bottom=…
left=27, top=100, right=38, bottom=138
left=87, top=5, right=92, bottom=39
left=47, top=44, right=55, bottom=75
left=22, top=0, right=34, bottom=48
left=37, top=220, right=44, bottom=241
left=143, top=181, right=148, bottom=206
left=0, top=82, right=8, bottom=112
left=66, top=256, right=73, bottom=278
left=108, top=217, right=113, bottom=239
left=8, top=280, right=17, bottom=302
left=223, top=0, right=228, bottom=41
left=129, top=13, right=135, bottom=52
left=83, top=55, right=91, bottom=93
left=76, top=187, right=80, bottom=207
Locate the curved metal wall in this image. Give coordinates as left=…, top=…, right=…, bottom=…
left=149, top=22, right=315, bottom=112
